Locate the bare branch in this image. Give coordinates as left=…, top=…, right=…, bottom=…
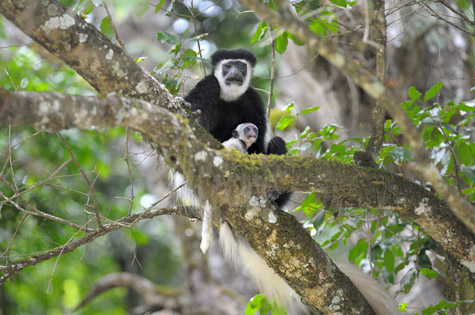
left=0, top=206, right=192, bottom=284
left=73, top=272, right=182, bottom=312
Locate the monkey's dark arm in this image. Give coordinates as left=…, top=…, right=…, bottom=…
left=266, top=136, right=292, bottom=207
left=267, top=136, right=287, bottom=155
left=185, top=76, right=221, bottom=131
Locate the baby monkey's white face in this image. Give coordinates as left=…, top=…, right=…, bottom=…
left=215, top=59, right=252, bottom=102
left=233, top=123, right=258, bottom=149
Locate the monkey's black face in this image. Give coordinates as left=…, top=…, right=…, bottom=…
left=222, top=60, right=248, bottom=86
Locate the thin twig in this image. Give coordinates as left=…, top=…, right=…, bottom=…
left=58, top=132, right=103, bottom=228
left=103, top=1, right=125, bottom=48
left=124, top=128, right=135, bottom=215
left=0, top=186, right=91, bottom=231
left=0, top=213, right=28, bottom=263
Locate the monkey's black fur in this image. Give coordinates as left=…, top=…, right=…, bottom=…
left=185, top=48, right=290, bottom=206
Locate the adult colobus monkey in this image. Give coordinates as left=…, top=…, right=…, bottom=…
left=185, top=48, right=289, bottom=205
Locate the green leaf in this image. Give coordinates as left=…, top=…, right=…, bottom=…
left=155, top=0, right=167, bottom=12
left=156, top=31, right=179, bottom=44
left=250, top=21, right=267, bottom=44
left=329, top=241, right=340, bottom=250
left=458, top=143, right=474, bottom=166
left=283, top=102, right=294, bottom=113
left=245, top=295, right=270, bottom=315
left=424, top=82, right=443, bottom=102
left=400, top=269, right=416, bottom=293
left=275, top=32, right=289, bottom=54
left=420, top=268, right=438, bottom=279
left=298, top=106, right=320, bottom=115
left=422, top=299, right=459, bottom=314
left=329, top=0, right=347, bottom=7
left=371, top=245, right=382, bottom=262
left=455, top=102, right=475, bottom=112
left=131, top=229, right=150, bottom=245
left=389, top=146, right=413, bottom=163
left=287, top=32, right=305, bottom=46
left=398, top=303, right=408, bottom=312
left=82, top=0, right=95, bottom=15
left=276, top=115, right=294, bottom=131
left=312, top=211, right=326, bottom=228
left=309, top=20, right=326, bottom=36
left=100, top=16, right=114, bottom=39
left=384, top=250, right=395, bottom=273
left=330, top=143, right=346, bottom=154
left=408, top=86, right=422, bottom=100
left=386, top=224, right=404, bottom=234
left=462, top=165, right=475, bottom=183
left=349, top=239, right=368, bottom=262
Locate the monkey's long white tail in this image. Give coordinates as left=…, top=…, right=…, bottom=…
left=219, top=222, right=295, bottom=311
left=169, top=170, right=213, bottom=254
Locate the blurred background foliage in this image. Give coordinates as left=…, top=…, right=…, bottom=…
left=1, top=0, right=474, bottom=314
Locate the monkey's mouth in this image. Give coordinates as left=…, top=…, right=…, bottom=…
left=226, top=77, right=243, bottom=85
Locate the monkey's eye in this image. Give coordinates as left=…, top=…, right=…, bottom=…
left=224, top=63, right=231, bottom=69
left=239, top=64, right=246, bottom=71
left=244, top=127, right=250, bottom=133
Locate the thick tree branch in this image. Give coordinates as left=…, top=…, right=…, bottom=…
left=0, top=0, right=174, bottom=108
left=1, top=90, right=473, bottom=274
left=238, top=0, right=475, bottom=235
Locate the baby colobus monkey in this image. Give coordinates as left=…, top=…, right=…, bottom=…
left=222, top=123, right=258, bottom=153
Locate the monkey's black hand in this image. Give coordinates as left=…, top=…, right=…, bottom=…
left=179, top=97, right=201, bottom=119
left=267, top=190, right=280, bottom=202
left=192, top=109, right=201, bottom=119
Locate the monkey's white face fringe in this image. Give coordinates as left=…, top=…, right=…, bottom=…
left=215, top=59, right=252, bottom=102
